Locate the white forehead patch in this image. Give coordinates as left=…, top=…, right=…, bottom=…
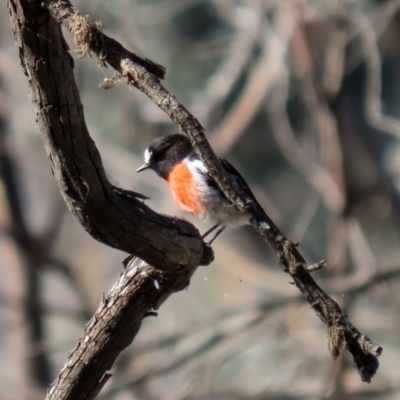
left=144, top=148, right=152, bottom=164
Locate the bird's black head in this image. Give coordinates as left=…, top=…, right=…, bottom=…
left=137, top=134, right=193, bottom=179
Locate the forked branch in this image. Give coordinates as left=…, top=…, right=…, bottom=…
left=8, top=2, right=382, bottom=400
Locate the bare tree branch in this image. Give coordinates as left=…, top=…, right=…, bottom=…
left=47, top=257, right=194, bottom=400
left=8, top=2, right=383, bottom=399
left=8, top=0, right=212, bottom=398
left=8, top=0, right=210, bottom=271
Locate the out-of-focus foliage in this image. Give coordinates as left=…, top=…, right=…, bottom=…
left=1, top=0, right=400, bottom=399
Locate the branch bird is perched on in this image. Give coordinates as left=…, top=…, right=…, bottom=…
left=137, top=133, right=257, bottom=243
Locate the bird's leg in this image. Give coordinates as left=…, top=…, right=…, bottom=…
left=207, top=226, right=226, bottom=245
left=202, top=224, right=226, bottom=245
left=202, top=223, right=220, bottom=239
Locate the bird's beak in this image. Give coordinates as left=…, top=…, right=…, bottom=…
left=136, top=163, right=150, bottom=173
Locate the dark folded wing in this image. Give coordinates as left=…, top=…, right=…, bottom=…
left=195, top=154, right=257, bottom=204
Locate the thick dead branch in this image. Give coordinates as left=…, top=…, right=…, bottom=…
left=8, top=0, right=210, bottom=272
left=8, top=0, right=212, bottom=398
left=47, top=257, right=190, bottom=400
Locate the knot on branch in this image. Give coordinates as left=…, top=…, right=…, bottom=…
left=280, top=239, right=305, bottom=275
left=327, top=323, right=346, bottom=359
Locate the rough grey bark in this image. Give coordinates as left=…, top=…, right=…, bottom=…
left=8, top=0, right=210, bottom=271
left=46, top=257, right=190, bottom=400
left=8, top=1, right=212, bottom=399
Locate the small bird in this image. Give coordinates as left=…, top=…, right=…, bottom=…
left=137, top=133, right=255, bottom=243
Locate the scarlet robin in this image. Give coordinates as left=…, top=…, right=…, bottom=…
left=137, top=133, right=254, bottom=243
